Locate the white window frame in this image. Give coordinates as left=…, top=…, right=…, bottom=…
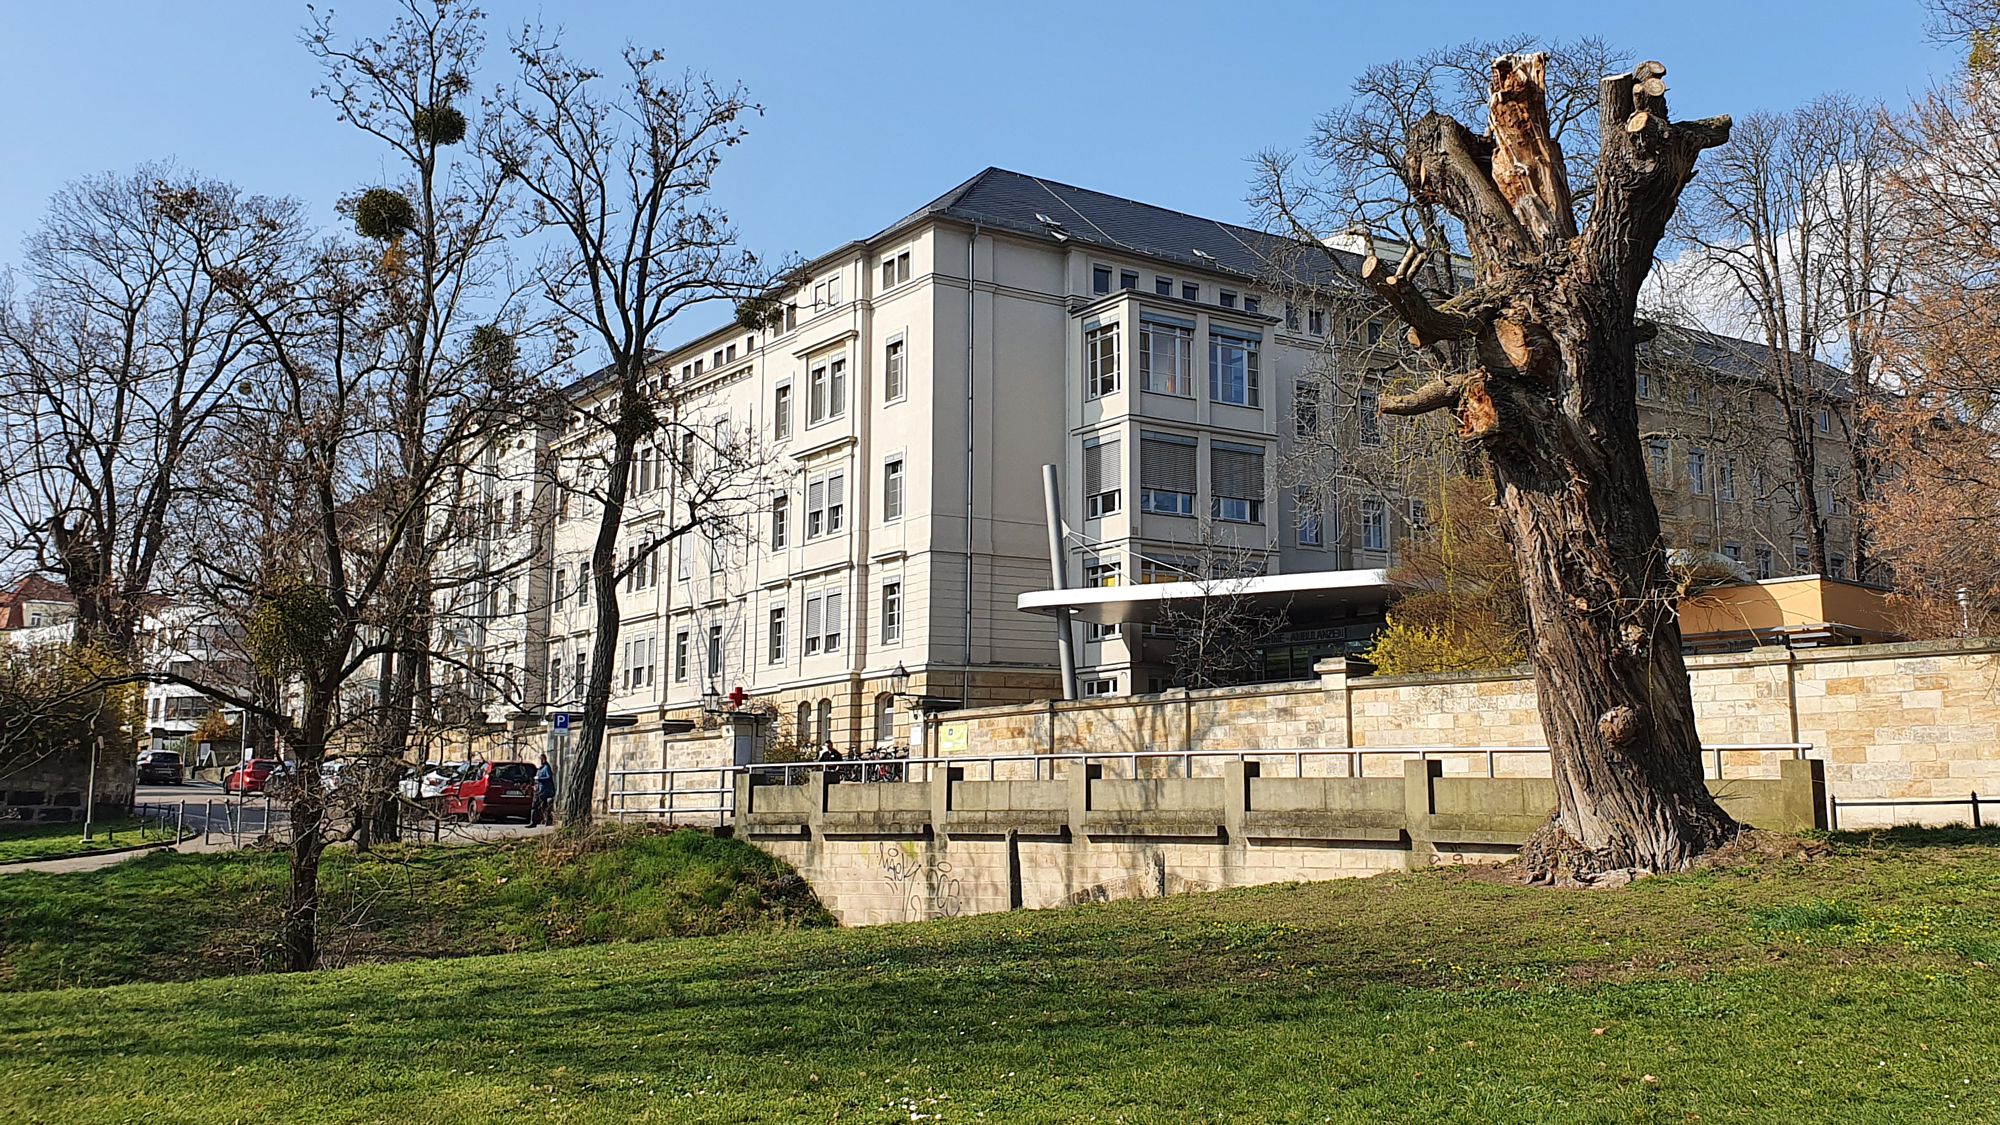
left=768, top=606, right=786, bottom=664
left=1085, top=323, right=1120, bottom=399
left=881, top=581, right=902, bottom=645
left=882, top=456, right=905, bottom=522
left=883, top=336, right=907, bottom=404
left=672, top=631, right=689, bottom=683
left=1361, top=499, right=1388, bottom=551
left=773, top=382, right=793, bottom=441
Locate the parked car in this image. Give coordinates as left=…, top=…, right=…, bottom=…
left=399, top=761, right=469, bottom=802
left=440, top=761, right=536, bottom=823
left=223, top=758, right=286, bottom=795
left=136, top=749, right=184, bottom=785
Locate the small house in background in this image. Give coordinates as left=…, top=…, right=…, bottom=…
left=0, top=575, right=75, bottom=635
left=1680, top=575, right=1901, bottom=654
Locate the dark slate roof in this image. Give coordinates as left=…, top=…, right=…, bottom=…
left=1645, top=323, right=1853, bottom=399
left=884, top=167, right=1364, bottom=286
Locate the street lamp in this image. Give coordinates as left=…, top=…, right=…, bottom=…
left=890, top=662, right=910, bottom=699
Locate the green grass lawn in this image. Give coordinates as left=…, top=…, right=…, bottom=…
left=0, top=814, right=181, bottom=865
left=0, top=827, right=829, bottom=990
left=1, top=828, right=1997, bottom=1123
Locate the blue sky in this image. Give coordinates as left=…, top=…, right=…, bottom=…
left=0, top=1, right=1956, bottom=339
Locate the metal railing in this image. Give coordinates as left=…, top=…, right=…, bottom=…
left=1829, top=792, right=1992, bottom=831
left=604, top=742, right=1816, bottom=823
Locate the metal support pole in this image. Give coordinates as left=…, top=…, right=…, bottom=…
left=81, top=736, right=101, bottom=842
left=1040, top=463, right=1079, bottom=702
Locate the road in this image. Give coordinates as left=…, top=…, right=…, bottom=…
left=132, top=779, right=549, bottom=844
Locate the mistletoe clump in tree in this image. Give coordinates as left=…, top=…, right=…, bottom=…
left=1350, top=55, right=1737, bottom=883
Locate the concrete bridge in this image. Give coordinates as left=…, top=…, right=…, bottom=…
left=690, top=752, right=1826, bottom=925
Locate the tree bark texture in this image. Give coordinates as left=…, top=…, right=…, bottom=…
left=1374, top=56, right=1738, bottom=882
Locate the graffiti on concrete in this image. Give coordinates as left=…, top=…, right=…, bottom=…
left=880, top=841, right=964, bottom=921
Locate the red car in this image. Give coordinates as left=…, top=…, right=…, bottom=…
left=440, top=761, right=537, bottom=823
left=223, top=758, right=285, bottom=795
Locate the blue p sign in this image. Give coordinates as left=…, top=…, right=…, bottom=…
left=553, top=713, right=571, bottom=732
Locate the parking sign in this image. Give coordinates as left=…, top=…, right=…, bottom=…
left=553, top=712, right=571, bottom=732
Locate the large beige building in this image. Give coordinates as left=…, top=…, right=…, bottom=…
left=454, top=168, right=1854, bottom=761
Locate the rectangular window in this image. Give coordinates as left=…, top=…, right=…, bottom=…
left=881, top=582, right=902, bottom=644
left=1362, top=499, right=1388, bottom=551
left=1092, top=265, right=1112, bottom=295
left=1723, top=542, right=1741, bottom=561
left=1219, top=289, right=1238, bottom=309
left=1084, top=558, right=1122, bottom=587
left=881, top=251, right=910, bottom=289
left=673, top=631, right=690, bottom=682
left=554, top=568, right=567, bottom=606
left=1181, top=282, right=1199, bottom=302
left=1284, top=303, right=1300, bottom=331
left=1208, top=331, right=1260, bottom=406
left=1297, top=490, right=1323, bottom=546
left=804, top=595, right=823, bottom=656
left=823, top=591, right=843, bottom=653
left=1408, top=499, right=1431, bottom=533
left=1816, top=407, right=1831, bottom=433
left=1155, top=276, right=1173, bottom=296
left=1830, top=554, right=1847, bottom=579
left=1138, top=316, right=1193, bottom=395
left=1085, top=324, right=1120, bottom=398
left=1308, top=307, right=1326, bottom=336
left=1083, top=436, right=1121, bottom=517
left=771, top=493, right=789, bottom=549
left=805, top=473, right=844, bottom=539
left=1719, top=459, right=1737, bottom=501
left=1795, top=541, right=1811, bottom=572
left=1637, top=371, right=1651, bottom=399
left=773, top=384, right=792, bottom=440
left=1755, top=547, right=1773, bottom=579
left=808, top=364, right=828, bottom=425
left=1293, top=382, right=1321, bottom=438
left=883, top=339, right=906, bottom=403
left=1082, top=677, right=1117, bottom=697
left=1209, top=441, right=1266, bottom=523
left=768, top=607, right=786, bottom=664
left=707, top=624, right=723, bottom=680
left=883, top=458, right=905, bottom=522
left=1647, top=440, right=1670, bottom=479
left=1243, top=295, right=1261, bottom=314
left=1359, top=391, right=1380, bottom=446
left=1687, top=448, right=1708, bottom=495
left=1139, top=431, right=1197, bottom=516
left=1119, top=269, right=1139, bottom=291
left=577, top=562, right=589, bottom=605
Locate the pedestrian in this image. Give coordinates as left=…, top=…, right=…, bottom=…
left=532, top=754, right=556, bottom=827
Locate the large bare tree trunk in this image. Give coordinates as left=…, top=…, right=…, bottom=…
left=1372, top=55, right=1738, bottom=882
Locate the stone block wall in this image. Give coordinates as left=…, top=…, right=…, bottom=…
left=1, top=746, right=134, bottom=826
left=926, top=639, right=2000, bottom=829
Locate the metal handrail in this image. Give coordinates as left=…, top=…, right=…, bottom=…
left=602, top=742, right=1816, bottom=822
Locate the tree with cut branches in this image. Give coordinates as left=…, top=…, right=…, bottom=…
left=489, top=32, right=775, bottom=827
left=1264, top=54, right=1741, bottom=883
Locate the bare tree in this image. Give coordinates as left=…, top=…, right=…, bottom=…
left=1263, top=54, right=1739, bottom=882
left=1147, top=527, right=1290, bottom=691
left=489, top=32, right=775, bottom=827
left=0, top=169, right=296, bottom=660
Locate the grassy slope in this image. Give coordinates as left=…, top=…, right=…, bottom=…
left=0, top=816, right=174, bottom=864
left=0, top=828, right=829, bottom=990
left=2, top=830, right=1998, bottom=1124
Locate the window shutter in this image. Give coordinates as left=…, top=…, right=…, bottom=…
left=1140, top=432, right=1198, bottom=493
left=1210, top=442, right=1265, bottom=501
left=804, top=595, right=822, bottom=640
left=828, top=472, right=846, bottom=507
left=1083, top=439, right=1119, bottom=496
left=825, top=592, right=844, bottom=638
left=808, top=477, right=825, bottom=515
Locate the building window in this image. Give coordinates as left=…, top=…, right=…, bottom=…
left=773, top=384, right=793, bottom=440
left=1139, top=316, right=1193, bottom=395
left=1794, top=540, right=1811, bottom=572
left=1181, top=282, right=1199, bottom=302
left=1830, top=555, right=1847, bottom=579
left=1408, top=499, right=1431, bottom=533
left=1358, top=391, right=1381, bottom=446
left=1685, top=385, right=1700, bottom=407
left=1723, top=542, right=1741, bottom=561
left=881, top=582, right=902, bottom=644
left=1119, top=269, right=1139, bottom=291
left=1719, top=459, right=1737, bottom=501
left=1647, top=440, right=1670, bottom=479
left=554, top=568, right=567, bottom=606
left=1084, top=558, right=1122, bottom=587
left=1816, top=407, right=1831, bottom=433
left=1687, top=448, right=1708, bottom=494
left=883, top=458, right=905, bottom=522
left=881, top=251, right=911, bottom=289
left=1092, top=265, right=1112, bottom=295
left=1755, top=547, right=1773, bottom=579
left=807, top=358, right=847, bottom=425
left=1082, top=677, right=1118, bottom=697
left=806, top=471, right=846, bottom=539
left=817, top=698, right=834, bottom=744
left=706, top=625, right=723, bottom=680
left=874, top=692, right=896, bottom=744
left=1208, top=331, right=1260, bottom=406
left=577, top=561, right=589, bottom=605
left=797, top=701, right=814, bottom=744
left=1083, top=436, right=1121, bottom=517
left=673, top=631, right=689, bottom=683
left=805, top=590, right=844, bottom=655
left=1308, top=307, right=1326, bottom=336
left=1298, top=490, right=1324, bottom=547
left=1219, top=289, right=1238, bottom=309
left=1155, top=276, right=1173, bottom=296
left=1139, top=431, right=1197, bottom=516
left=883, top=339, right=907, bottom=403
left=1209, top=441, right=1265, bottom=523
left=633, top=446, right=656, bottom=494
left=574, top=652, right=586, bottom=696
left=1293, top=382, right=1321, bottom=438
left=768, top=607, right=786, bottom=664
left=771, top=493, right=789, bottom=549
left=1087, top=620, right=1121, bottom=641
left=624, top=635, right=656, bottom=690
left=1243, top=295, right=1261, bottom=314
left=1361, top=499, right=1388, bottom=551
left=1086, top=324, right=1120, bottom=398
